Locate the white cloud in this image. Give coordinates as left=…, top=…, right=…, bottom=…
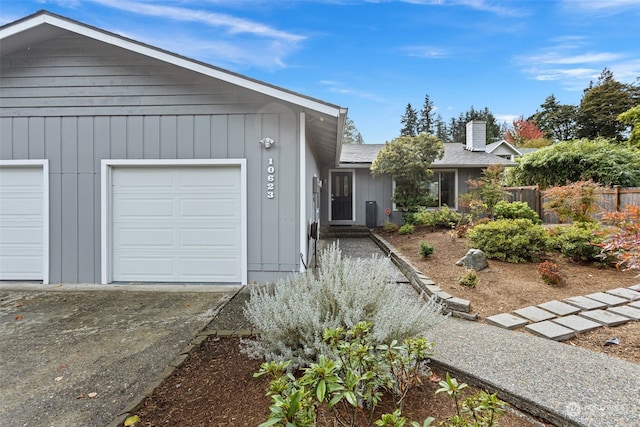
left=320, top=81, right=386, bottom=102
left=403, top=45, right=449, bottom=59
left=90, top=0, right=305, bottom=42
left=562, top=0, right=640, bottom=11
left=516, top=37, right=640, bottom=91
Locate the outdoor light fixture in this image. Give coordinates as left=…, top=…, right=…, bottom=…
left=260, top=137, right=275, bottom=149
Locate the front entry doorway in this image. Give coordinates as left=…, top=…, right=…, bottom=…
left=330, top=170, right=354, bottom=223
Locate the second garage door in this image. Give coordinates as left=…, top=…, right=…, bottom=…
left=111, top=165, right=243, bottom=283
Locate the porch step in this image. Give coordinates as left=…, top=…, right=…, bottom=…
left=320, top=225, right=371, bottom=239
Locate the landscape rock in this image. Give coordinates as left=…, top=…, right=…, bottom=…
left=455, top=249, right=488, bottom=271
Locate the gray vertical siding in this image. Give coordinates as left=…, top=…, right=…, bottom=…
left=0, top=114, right=301, bottom=283
left=353, top=169, right=393, bottom=226
left=0, top=33, right=305, bottom=283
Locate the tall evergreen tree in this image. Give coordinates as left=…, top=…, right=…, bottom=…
left=434, top=114, right=449, bottom=142
left=576, top=68, right=640, bottom=141
left=342, top=117, right=364, bottom=144
left=417, top=93, right=435, bottom=134
left=400, top=103, right=419, bottom=137
left=530, top=94, right=578, bottom=141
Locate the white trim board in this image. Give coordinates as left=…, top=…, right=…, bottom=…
left=100, top=159, right=247, bottom=284
left=0, top=159, right=49, bottom=284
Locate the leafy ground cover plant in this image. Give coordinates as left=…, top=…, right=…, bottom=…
left=413, top=206, right=463, bottom=230
left=254, top=322, right=434, bottom=427
left=419, top=242, right=434, bottom=258
left=466, top=218, right=550, bottom=263
left=548, top=222, right=611, bottom=265
left=493, top=200, right=541, bottom=224
left=458, top=269, right=478, bottom=288
left=244, top=243, right=446, bottom=368
left=384, top=221, right=400, bottom=233
left=436, top=373, right=507, bottom=427
left=399, top=224, right=415, bottom=235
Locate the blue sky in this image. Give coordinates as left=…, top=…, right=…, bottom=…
left=2, top=0, right=639, bottom=143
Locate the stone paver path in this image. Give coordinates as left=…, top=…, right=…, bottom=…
left=487, top=286, right=640, bottom=341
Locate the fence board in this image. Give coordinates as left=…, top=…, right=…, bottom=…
left=503, top=186, right=640, bottom=224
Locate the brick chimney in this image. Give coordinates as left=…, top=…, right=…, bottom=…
left=466, top=120, right=486, bottom=152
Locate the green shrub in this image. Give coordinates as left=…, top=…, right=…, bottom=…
left=413, top=206, right=463, bottom=229
left=398, top=224, right=415, bottom=235
left=458, top=269, right=478, bottom=288
left=384, top=221, right=400, bottom=233
left=243, top=243, right=446, bottom=368
left=549, top=222, right=612, bottom=265
left=493, top=201, right=541, bottom=224
left=467, top=218, right=550, bottom=263
left=419, top=241, right=434, bottom=258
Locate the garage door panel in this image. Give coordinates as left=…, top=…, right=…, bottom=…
left=111, top=165, right=242, bottom=283
left=115, top=198, right=175, bottom=218
left=115, top=227, right=175, bottom=247
left=181, top=227, right=240, bottom=248
left=0, top=165, right=46, bottom=281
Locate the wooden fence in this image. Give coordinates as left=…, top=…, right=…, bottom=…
left=503, top=186, right=640, bottom=224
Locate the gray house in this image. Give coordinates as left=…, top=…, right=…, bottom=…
left=330, top=121, right=516, bottom=225
left=0, top=11, right=347, bottom=285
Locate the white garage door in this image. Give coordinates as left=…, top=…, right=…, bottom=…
left=111, top=165, right=243, bottom=283
left=0, top=165, right=46, bottom=281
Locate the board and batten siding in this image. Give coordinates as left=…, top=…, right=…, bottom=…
left=0, top=32, right=303, bottom=284
left=353, top=169, right=393, bottom=227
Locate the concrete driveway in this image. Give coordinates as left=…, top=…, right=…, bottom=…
left=0, top=283, right=240, bottom=427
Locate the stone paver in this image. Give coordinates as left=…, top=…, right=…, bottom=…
left=538, top=300, right=581, bottom=316
left=628, top=300, right=640, bottom=309
left=628, top=283, right=640, bottom=292
left=607, top=305, right=640, bottom=320
left=563, top=295, right=607, bottom=310
left=525, top=321, right=576, bottom=341
left=579, top=309, right=631, bottom=327
left=585, top=292, right=628, bottom=306
left=606, top=287, right=640, bottom=301
left=551, top=315, right=602, bottom=333
left=513, top=306, right=556, bottom=322
left=486, top=313, right=529, bottom=329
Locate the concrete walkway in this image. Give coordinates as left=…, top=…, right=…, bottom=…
left=487, top=289, right=640, bottom=341
left=333, top=237, right=640, bottom=427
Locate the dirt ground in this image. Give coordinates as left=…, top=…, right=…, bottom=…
left=134, top=337, right=552, bottom=427
left=381, top=227, right=640, bottom=365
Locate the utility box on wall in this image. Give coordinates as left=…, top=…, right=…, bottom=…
left=366, top=201, right=377, bottom=228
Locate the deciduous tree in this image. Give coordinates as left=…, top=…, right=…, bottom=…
left=504, top=116, right=544, bottom=146
left=508, top=138, right=640, bottom=188
left=618, top=104, right=640, bottom=147
left=371, top=133, right=444, bottom=214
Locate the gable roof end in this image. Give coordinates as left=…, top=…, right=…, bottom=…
left=0, top=10, right=347, bottom=166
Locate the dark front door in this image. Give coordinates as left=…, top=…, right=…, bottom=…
left=331, top=171, right=353, bottom=221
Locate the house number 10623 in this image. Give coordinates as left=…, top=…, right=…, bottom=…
left=266, top=158, right=275, bottom=199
